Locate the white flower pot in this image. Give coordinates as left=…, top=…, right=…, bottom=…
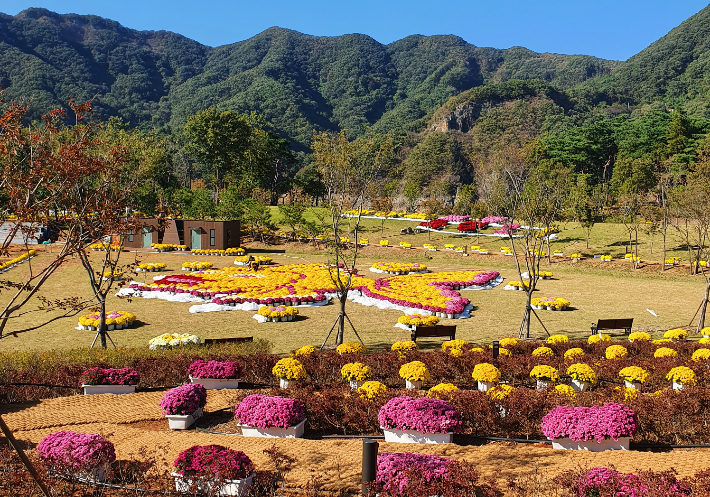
left=550, top=437, right=630, bottom=451
left=166, top=407, right=203, bottom=430
left=673, top=380, right=684, bottom=391
left=172, top=472, right=254, bottom=496
left=536, top=380, right=552, bottom=390
left=382, top=427, right=453, bottom=444
left=83, top=384, right=136, bottom=395
left=624, top=380, right=641, bottom=390
left=280, top=378, right=298, bottom=389
left=571, top=379, right=590, bottom=392
left=349, top=379, right=364, bottom=390
left=238, top=418, right=306, bottom=438
left=405, top=379, right=423, bottom=390
left=190, top=376, right=240, bottom=390
left=477, top=381, right=496, bottom=392
left=107, top=325, right=115, bottom=330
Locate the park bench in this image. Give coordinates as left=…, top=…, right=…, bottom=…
left=410, top=325, right=456, bottom=343
left=590, top=318, right=633, bottom=336
left=203, top=336, right=254, bottom=345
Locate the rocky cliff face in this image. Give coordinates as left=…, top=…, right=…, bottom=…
left=430, top=101, right=486, bottom=133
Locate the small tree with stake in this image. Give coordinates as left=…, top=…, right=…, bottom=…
left=312, top=130, right=394, bottom=346
left=489, top=149, right=567, bottom=339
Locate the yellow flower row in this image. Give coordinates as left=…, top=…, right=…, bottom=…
left=0, top=250, right=36, bottom=272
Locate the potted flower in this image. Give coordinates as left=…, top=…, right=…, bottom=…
left=663, top=328, right=689, bottom=341
left=654, top=347, right=678, bottom=358
left=80, top=367, right=139, bottom=395
left=541, top=403, right=637, bottom=451
left=336, top=341, right=367, bottom=354
left=234, top=394, right=306, bottom=438
left=399, top=361, right=431, bottom=389
left=427, top=383, right=459, bottom=400
left=188, top=360, right=242, bottom=389
left=160, top=383, right=207, bottom=430
left=376, top=452, right=452, bottom=494
left=547, top=334, right=569, bottom=344
left=565, top=364, right=598, bottom=392
left=532, top=346, right=554, bottom=358
left=341, top=362, right=372, bottom=389
left=530, top=365, right=559, bottom=390
left=618, top=366, right=649, bottom=390
left=358, top=381, right=387, bottom=400
left=272, top=358, right=307, bottom=388
left=666, top=366, right=697, bottom=391
left=293, top=345, right=317, bottom=357
left=378, top=396, right=463, bottom=444
left=391, top=340, right=418, bottom=357
left=172, top=445, right=255, bottom=496
left=628, top=332, right=652, bottom=342
left=471, top=363, right=500, bottom=391
left=37, top=431, right=116, bottom=482
left=564, top=348, right=585, bottom=360
left=605, top=345, right=628, bottom=359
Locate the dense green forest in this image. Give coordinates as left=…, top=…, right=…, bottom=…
left=2, top=5, right=710, bottom=236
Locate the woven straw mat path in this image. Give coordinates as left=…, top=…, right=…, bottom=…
left=3, top=391, right=710, bottom=493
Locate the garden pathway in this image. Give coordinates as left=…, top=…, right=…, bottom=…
left=4, top=392, right=710, bottom=493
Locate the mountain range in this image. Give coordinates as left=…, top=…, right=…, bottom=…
left=1, top=6, right=710, bottom=150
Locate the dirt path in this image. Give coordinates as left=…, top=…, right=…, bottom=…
left=4, top=392, right=710, bottom=492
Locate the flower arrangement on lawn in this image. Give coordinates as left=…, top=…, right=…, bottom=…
left=376, top=452, right=453, bottom=494
left=499, top=337, right=520, bottom=348
left=391, top=341, right=418, bottom=356
left=233, top=255, right=272, bottom=265
left=541, top=403, right=637, bottom=444
left=666, top=366, right=697, bottom=387
left=530, top=365, right=560, bottom=385
left=358, top=381, right=387, bottom=400
left=256, top=305, right=298, bottom=321
left=532, top=298, right=570, bottom=310
left=37, top=431, right=116, bottom=475
left=188, top=360, right=242, bottom=379
left=618, top=366, right=649, bottom=387
left=532, top=346, right=554, bottom=358
left=547, top=334, right=569, bottom=344
left=78, top=311, right=137, bottom=330
left=336, top=342, right=367, bottom=354
left=552, top=384, right=576, bottom=401
left=605, top=345, right=628, bottom=359
left=378, top=396, right=463, bottom=434
left=271, top=358, right=307, bottom=382
left=182, top=261, right=213, bottom=271
left=101, top=270, right=123, bottom=280
left=148, top=333, right=202, bottom=349
left=588, top=334, right=612, bottom=344
left=487, top=384, right=515, bottom=401
left=136, top=262, right=167, bottom=272
left=160, top=383, right=207, bottom=416
left=692, top=348, right=710, bottom=362
left=654, top=347, right=678, bottom=358
left=234, top=394, right=306, bottom=429
left=471, top=363, right=501, bottom=387
left=564, top=348, right=585, bottom=360
left=663, top=328, right=689, bottom=341
left=397, top=314, right=439, bottom=326
left=293, top=345, right=316, bottom=357
left=566, top=364, right=598, bottom=385
left=340, top=363, right=372, bottom=387
left=628, top=332, right=652, bottom=342
left=0, top=250, right=36, bottom=273
left=81, top=367, right=139, bottom=386
left=427, top=383, right=458, bottom=400
left=371, top=262, right=428, bottom=274
left=172, top=444, right=254, bottom=482
left=376, top=452, right=452, bottom=494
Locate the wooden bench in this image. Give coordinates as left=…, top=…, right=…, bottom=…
left=410, top=325, right=456, bottom=343
left=591, top=319, right=633, bottom=336
left=203, top=337, right=253, bottom=345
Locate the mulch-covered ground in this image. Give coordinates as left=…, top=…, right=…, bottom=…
left=3, top=391, right=710, bottom=493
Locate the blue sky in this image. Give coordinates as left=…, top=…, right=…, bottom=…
left=4, top=1, right=709, bottom=60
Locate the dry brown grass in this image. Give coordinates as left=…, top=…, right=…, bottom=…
left=0, top=233, right=706, bottom=355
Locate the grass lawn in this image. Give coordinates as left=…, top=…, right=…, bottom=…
left=1, top=217, right=707, bottom=355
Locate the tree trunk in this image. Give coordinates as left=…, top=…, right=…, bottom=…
left=99, top=297, right=107, bottom=349
left=336, top=297, right=346, bottom=345
left=697, top=280, right=710, bottom=333
left=586, top=229, right=589, bottom=249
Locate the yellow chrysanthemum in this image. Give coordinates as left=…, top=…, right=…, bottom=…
left=272, top=358, right=307, bottom=380
left=530, top=365, right=559, bottom=382
left=692, top=348, right=710, bottom=362
left=552, top=384, right=576, bottom=401
left=358, top=381, right=387, bottom=400
left=336, top=342, right=367, bottom=354
left=340, top=363, right=372, bottom=382
left=628, top=332, right=652, bottom=342
left=663, top=328, right=689, bottom=341
left=605, top=345, right=628, bottom=359
left=471, top=363, right=501, bottom=383
left=618, top=366, right=649, bottom=384
left=564, top=348, right=585, bottom=360
left=654, top=347, right=678, bottom=359
left=588, top=334, right=612, bottom=344
left=293, top=345, right=316, bottom=357
left=666, top=366, right=697, bottom=385
left=652, top=338, right=672, bottom=345
left=391, top=341, right=418, bottom=356
left=442, top=339, right=469, bottom=351
left=499, top=337, right=521, bottom=348
left=566, top=363, right=598, bottom=384
left=399, top=361, right=431, bottom=382
left=547, top=334, right=569, bottom=344
left=532, top=346, right=554, bottom=358
left=427, top=383, right=459, bottom=399
left=471, top=347, right=485, bottom=353
left=615, top=386, right=639, bottom=401
left=487, top=384, right=515, bottom=401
